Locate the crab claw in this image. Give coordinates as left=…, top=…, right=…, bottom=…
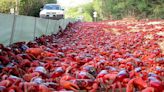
left=141, top=87, right=154, bottom=92
left=60, top=80, right=79, bottom=92
left=126, top=78, right=148, bottom=92
left=148, top=77, right=163, bottom=92
left=39, top=84, right=51, bottom=92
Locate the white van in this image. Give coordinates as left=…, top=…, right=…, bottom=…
left=39, top=4, right=64, bottom=20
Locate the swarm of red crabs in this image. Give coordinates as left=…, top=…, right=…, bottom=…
left=0, top=19, right=164, bottom=92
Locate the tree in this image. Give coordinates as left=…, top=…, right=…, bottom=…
left=93, top=0, right=164, bottom=20
left=93, top=0, right=103, bottom=20
left=66, top=3, right=94, bottom=21
left=46, top=0, right=57, bottom=3
left=0, top=0, right=15, bottom=13
left=1, top=0, right=164, bottom=19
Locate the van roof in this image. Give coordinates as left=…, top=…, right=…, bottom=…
left=45, top=4, right=61, bottom=6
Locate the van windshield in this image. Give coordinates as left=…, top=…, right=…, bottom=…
left=44, top=5, right=60, bottom=10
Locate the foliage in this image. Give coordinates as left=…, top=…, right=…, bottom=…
left=46, top=0, right=57, bottom=3
left=19, top=0, right=41, bottom=17
left=0, top=0, right=15, bottom=13
left=19, top=0, right=57, bottom=17
left=66, top=0, right=164, bottom=21
left=83, top=12, right=93, bottom=22
left=0, top=0, right=163, bottom=20
left=93, top=0, right=164, bottom=20
left=66, top=3, right=94, bottom=21
left=0, top=0, right=57, bottom=17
